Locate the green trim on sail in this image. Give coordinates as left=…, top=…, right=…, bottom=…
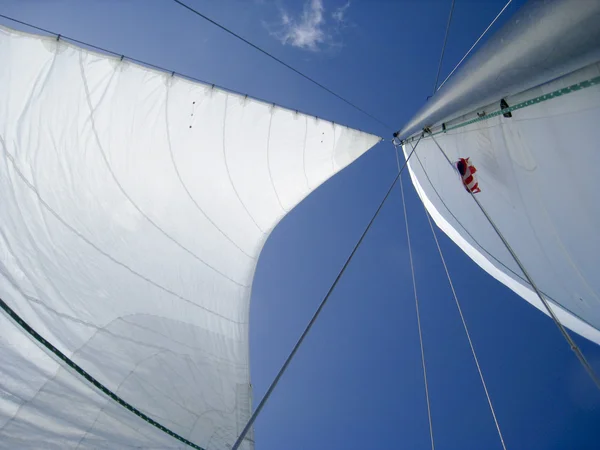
left=404, top=75, right=600, bottom=143
left=0, top=296, right=206, bottom=450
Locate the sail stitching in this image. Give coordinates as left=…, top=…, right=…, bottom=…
left=265, top=107, right=288, bottom=213
left=12, top=289, right=234, bottom=361
left=429, top=133, right=600, bottom=391
left=78, top=61, right=250, bottom=288
left=74, top=350, right=168, bottom=449
left=164, top=80, right=256, bottom=260
left=0, top=142, right=244, bottom=324
left=221, top=95, right=267, bottom=234
left=416, top=177, right=507, bottom=449
left=301, top=115, right=311, bottom=190
left=395, top=146, right=435, bottom=450
left=0, top=296, right=207, bottom=450
left=0, top=284, right=204, bottom=436
left=405, top=75, right=600, bottom=144
left=330, top=121, right=338, bottom=173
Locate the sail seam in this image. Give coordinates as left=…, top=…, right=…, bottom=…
left=0, top=142, right=244, bottom=324
left=221, top=95, right=267, bottom=234
left=330, top=121, right=337, bottom=173
left=74, top=350, right=168, bottom=449
left=266, top=107, right=288, bottom=213
left=0, top=295, right=207, bottom=450
left=405, top=75, right=600, bottom=144
left=0, top=288, right=212, bottom=436
left=15, top=289, right=234, bottom=361
left=164, top=80, right=256, bottom=260
left=0, top=43, right=89, bottom=326
left=78, top=61, right=250, bottom=288
left=301, top=115, right=311, bottom=190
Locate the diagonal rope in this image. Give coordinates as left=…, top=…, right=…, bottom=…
left=0, top=296, right=206, bottom=450
left=230, top=137, right=423, bottom=450
left=169, top=0, right=393, bottom=131
left=428, top=133, right=600, bottom=391
left=433, top=0, right=456, bottom=93
left=394, top=143, right=435, bottom=450
left=417, top=186, right=508, bottom=450
left=436, top=0, right=512, bottom=92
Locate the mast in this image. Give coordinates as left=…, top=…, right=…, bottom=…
left=396, top=0, right=600, bottom=141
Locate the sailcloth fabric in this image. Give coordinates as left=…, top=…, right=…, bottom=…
left=0, top=26, right=380, bottom=449
left=403, top=62, right=600, bottom=345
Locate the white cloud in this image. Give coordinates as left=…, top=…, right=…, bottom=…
left=332, top=1, right=350, bottom=23
left=271, top=0, right=351, bottom=52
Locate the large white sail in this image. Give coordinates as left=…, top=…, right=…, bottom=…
left=0, top=25, right=380, bottom=449
left=398, top=0, right=600, bottom=345
left=403, top=62, right=600, bottom=345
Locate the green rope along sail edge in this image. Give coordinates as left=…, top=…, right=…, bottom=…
left=0, top=296, right=206, bottom=450
left=403, top=75, right=600, bottom=144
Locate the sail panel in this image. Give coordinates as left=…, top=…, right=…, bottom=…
left=403, top=62, right=600, bottom=344
left=0, top=25, right=380, bottom=449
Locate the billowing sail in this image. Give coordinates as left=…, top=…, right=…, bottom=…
left=0, top=25, right=380, bottom=449
left=399, top=0, right=600, bottom=345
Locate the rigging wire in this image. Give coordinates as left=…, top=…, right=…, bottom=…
left=230, top=137, right=423, bottom=450
left=433, top=0, right=456, bottom=94
left=169, top=0, right=393, bottom=131
left=428, top=133, right=600, bottom=391
left=436, top=0, right=512, bottom=92
left=394, top=144, right=435, bottom=450
left=412, top=163, right=507, bottom=449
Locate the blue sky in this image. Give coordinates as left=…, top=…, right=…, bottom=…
left=2, top=0, right=600, bottom=449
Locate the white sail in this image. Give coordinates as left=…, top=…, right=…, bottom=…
left=402, top=61, right=600, bottom=345
left=0, top=25, right=380, bottom=449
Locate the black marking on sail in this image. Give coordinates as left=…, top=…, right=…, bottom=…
left=0, top=296, right=206, bottom=450
left=500, top=98, right=512, bottom=118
